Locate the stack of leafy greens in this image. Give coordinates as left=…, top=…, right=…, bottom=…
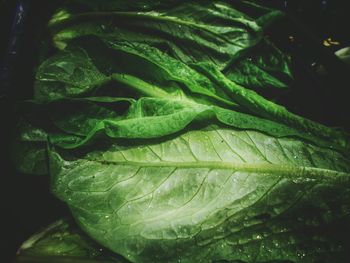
left=14, top=1, right=350, bottom=262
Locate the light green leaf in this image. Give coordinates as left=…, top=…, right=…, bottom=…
left=50, top=125, right=350, bottom=263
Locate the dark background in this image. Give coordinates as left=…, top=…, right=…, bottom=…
left=1, top=0, right=349, bottom=262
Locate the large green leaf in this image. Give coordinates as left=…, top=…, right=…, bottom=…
left=50, top=125, right=350, bottom=262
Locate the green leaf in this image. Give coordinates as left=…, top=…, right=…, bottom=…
left=50, top=1, right=262, bottom=64
left=224, top=40, right=293, bottom=91
left=48, top=0, right=290, bottom=93
left=50, top=125, right=350, bottom=263
left=34, top=45, right=108, bottom=102
left=15, top=218, right=128, bottom=263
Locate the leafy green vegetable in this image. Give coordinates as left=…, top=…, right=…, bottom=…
left=13, top=0, right=350, bottom=262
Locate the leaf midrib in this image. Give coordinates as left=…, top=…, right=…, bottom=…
left=86, top=159, right=349, bottom=178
